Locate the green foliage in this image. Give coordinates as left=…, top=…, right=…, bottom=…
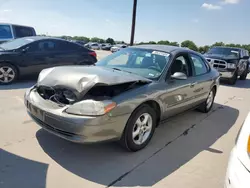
left=181, top=40, right=198, bottom=51
left=72, top=36, right=90, bottom=42
left=90, top=37, right=105, bottom=43
left=157, top=40, right=170, bottom=45
left=106, top=38, right=115, bottom=45
left=49, top=34, right=250, bottom=54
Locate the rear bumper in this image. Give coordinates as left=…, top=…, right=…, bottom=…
left=24, top=87, right=130, bottom=143
left=224, top=147, right=250, bottom=188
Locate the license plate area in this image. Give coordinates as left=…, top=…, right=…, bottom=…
left=27, top=101, right=44, bottom=121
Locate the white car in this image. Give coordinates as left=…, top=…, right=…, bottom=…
left=225, top=112, right=250, bottom=188
left=110, top=44, right=127, bottom=53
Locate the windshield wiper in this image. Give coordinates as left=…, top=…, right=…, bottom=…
left=111, top=67, right=133, bottom=74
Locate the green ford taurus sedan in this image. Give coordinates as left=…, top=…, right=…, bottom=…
left=25, top=45, right=220, bottom=151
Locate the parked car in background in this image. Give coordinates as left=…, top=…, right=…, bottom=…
left=101, top=43, right=112, bottom=50
left=0, top=36, right=97, bottom=84
left=111, top=44, right=127, bottom=53
left=204, top=46, right=249, bottom=85
left=25, top=45, right=220, bottom=151
left=224, top=112, right=250, bottom=188
left=0, top=23, right=36, bottom=44
left=88, top=43, right=100, bottom=50
left=70, top=40, right=87, bottom=46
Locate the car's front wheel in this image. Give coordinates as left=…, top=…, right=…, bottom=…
left=239, top=66, right=248, bottom=80
left=120, top=104, right=156, bottom=152
left=0, top=63, right=18, bottom=84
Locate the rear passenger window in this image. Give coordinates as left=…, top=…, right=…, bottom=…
left=38, top=41, right=56, bottom=51
left=13, top=26, right=34, bottom=38
left=190, top=54, right=208, bottom=76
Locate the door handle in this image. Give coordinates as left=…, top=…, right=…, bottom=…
left=190, top=82, right=197, bottom=88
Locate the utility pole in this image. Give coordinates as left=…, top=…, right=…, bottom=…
left=130, top=0, right=137, bottom=46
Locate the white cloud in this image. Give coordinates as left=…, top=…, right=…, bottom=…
left=2, top=9, right=12, bottom=12
left=221, top=0, right=240, bottom=4
left=202, top=3, right=222, bottom=10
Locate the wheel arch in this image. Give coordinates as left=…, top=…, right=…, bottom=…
left=0, top=61, right=20, bottom=75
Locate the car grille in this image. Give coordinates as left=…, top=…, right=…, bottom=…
left=206, top=58, right=227, bottom=69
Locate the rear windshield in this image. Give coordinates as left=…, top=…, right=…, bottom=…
left=0, top=25, right=13, bottom=39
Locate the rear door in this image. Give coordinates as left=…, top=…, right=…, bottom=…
left=188, top=52, right=212, bottom=106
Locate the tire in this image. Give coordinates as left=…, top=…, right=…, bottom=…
left=0, top=63, right=18, bottom=84
left=120, top=104, right=157, bottom=152
left=198, top=88, right=215, bottom=113
left=239, top=66, right=248, bottom=80
left=228, top=71, right=237, bottom=85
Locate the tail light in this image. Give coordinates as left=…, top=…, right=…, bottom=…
left=88, top=51, right=97, bottom=57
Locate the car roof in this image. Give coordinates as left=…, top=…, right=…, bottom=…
left=211, top=46, right=244, bottom=51
left=0, top=23, right=34, bottom=28
left=16, top=36, right=68, bottom=42
left=130, top=44, right=197, bottom=54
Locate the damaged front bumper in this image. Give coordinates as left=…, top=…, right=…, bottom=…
left=24, top=87, right=130, bottom=143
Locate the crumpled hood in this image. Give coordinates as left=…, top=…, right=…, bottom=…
left=37, top=65, right=151, bottom=97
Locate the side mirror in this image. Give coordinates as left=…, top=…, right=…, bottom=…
left=22, top=47, right=29, bottom=53
left=243, top=56, right=249, bottom=60
left=171, top=72, right=187, bottom=80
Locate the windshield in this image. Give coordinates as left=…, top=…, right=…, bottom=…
left=207, top=47, right=240, bottom=58
left=0, top=25, right=13, bottom=39
left=0, top=37, right=35, bottom=50
left=96, top=48, right=170, bottom=80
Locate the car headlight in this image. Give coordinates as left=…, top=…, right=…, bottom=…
left=37, top=68, right=54, bottom=82
left=227, top=63, right=236, bottom=69
left=65, top=100, right=116, bottom=116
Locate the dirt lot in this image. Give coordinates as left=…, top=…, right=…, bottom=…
left=1, top=50, right=250, bottom=188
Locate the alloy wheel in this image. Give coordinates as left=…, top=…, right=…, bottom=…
left=0, top=66, right=15, bottom=83
left=132, top=113, right=153, bottom=145
left=206, top=90, right=214, bottom=110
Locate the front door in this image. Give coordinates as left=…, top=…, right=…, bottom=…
left=161, top=53, right=197, bottom=119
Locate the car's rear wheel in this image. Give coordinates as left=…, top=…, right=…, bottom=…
left=198, top=88, right=215, bottom=113
left=120, top=104, right=156, bottom=152
left=0, top=63, right=17, bottom=84
left=228, top=71, right=237, bottom=85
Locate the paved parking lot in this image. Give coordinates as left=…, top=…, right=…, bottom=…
left=1, top=50, right=250, bottom=188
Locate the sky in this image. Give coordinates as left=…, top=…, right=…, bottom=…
left=0, top=0, right=249, bottom=46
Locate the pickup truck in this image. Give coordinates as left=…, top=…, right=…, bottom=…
left=204, top=46, right=249, bottom=85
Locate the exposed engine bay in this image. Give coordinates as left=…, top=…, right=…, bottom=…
left=36, top=81, right=148, bottom=105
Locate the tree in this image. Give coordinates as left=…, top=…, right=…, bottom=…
left=212, top=42, right=225, bottom=47
left=148, top=41, right=156, bottom=44
left=198, top=45, right=210, bottom=53
left=181, top=40, right=198, bottom=51
left=169, top=42, right=179, bottom=47
left=106, top=38, right=115, bottom=45
left=90, top=37, right=104, bottom=43
left=72, top=36, right=90, bottom=42
left=157, top=40, right=170, bottom=45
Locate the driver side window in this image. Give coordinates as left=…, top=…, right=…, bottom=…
left=170, top=55, right=190, bottom=77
